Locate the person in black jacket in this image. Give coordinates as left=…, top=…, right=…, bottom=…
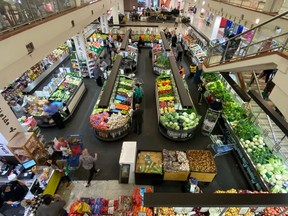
left=171, top=34, right=177, bottom=47
left=1, top=180, right=28, bottom=205
left=132, top=104, right=144, bottom=134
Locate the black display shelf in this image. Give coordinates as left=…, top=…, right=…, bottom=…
left=220, top=73, right=251, bottom=102
left=98, top=56, right=122, bottom=108
left=160, top=31, right=171, bottom=51
left=144, top=193, right=288, bottom=207
left=248, top=90, right=288, bottom=136
left=23, top=53, right=70, bottom=93
left=120, top=30, right=132, bottom=51
left=168, top=56, right=193, bottom=109
left=223, top=118, right=269, bottom=191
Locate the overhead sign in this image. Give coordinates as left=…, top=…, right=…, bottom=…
left=0, top=96, right=24, bottom=141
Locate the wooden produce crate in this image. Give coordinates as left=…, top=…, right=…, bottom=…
left=162, top=149, right=190, bottom=181
left=164, top=171, right=190, bottom=181
left=135, top=151, right=163, bottom=185
left=187, top=150, right=217, bottom=182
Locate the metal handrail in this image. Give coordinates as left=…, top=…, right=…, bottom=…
left=253, top=71, right=278, bottom=146
left=209, top=10, right=288, bottom=50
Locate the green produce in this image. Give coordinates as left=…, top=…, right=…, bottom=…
left=233, top=120, right=261, bottom=141
left=202, top=72, right=218, bottom=82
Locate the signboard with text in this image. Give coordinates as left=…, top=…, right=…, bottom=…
left=0, top=96, right=24, bottom=141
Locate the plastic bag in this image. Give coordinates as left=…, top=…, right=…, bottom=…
left=76, top=201, right=92, bottom=214
left=69, top=200, right=81, bottom=214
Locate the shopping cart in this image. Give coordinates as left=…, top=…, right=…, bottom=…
left=66, top=134, right=84, bottom=170
left=208, top=133, right=235, bottom=158
left=201, top=108, right=221, bottom=136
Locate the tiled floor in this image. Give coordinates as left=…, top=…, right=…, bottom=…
left=56, top=180, right=147, bottom=210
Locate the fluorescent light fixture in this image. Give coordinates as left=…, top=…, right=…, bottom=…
left=255, top=18, right=260, bottom=24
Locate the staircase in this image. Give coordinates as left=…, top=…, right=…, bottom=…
left=241, top=71, right=288, bottom=158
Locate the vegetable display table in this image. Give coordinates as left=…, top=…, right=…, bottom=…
left=187, top=150, right=217, bottom=182
left=135, top=151, right=163, bottom=185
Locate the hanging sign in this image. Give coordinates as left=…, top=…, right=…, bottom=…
left=73, top=33, right=87, bottom=61
left=100, top=15, right=109, bottom=34
left=0, top=96, right=24, bottom=141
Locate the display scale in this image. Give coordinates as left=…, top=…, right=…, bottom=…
left=203, top=72, right=288, bottom=193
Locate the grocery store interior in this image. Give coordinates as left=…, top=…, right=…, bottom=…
left=0, top=0, right=288, bottom=215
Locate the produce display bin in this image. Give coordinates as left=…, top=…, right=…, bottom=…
left=163, top=171, right=190, bottom=181
left=187, top=150, right=217, bottom=182
left=162, top=149, right=190, bottom=181
left=135, top=151, right=163, bottom=185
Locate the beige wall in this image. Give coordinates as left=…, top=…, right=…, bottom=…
left=0, top=0, right=117, bottom=89
left=124, top=0, right=138, bottom=11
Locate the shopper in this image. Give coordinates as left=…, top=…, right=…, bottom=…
left=94, top=64, right=104, bottom=87
left=21, top=194, right=44, bottom=215
left=223, top=36, right=241, bottom=62
left=197, top=80, right=206, bottom=105
left=53, top=137, right=70, bottom=159
left=176, top=42, right=183, bottom=62
left=179, top=65, right=185, bottom=78
left=134, top=83, right=143, bottom=105
left=258, top=69, right=274, bottom=83
left=177, top=32, right=182, bottom=43
left=258, top=38, right=272, bottom=53
left=46, top=154, right=72, bottom=187
left=194, top=63, right=203, bottom=84
left=166, top=31, right=172, bottom=42
left=43, top=101, right=65, bottom=129
left=211, top=98, right=223, bottom=111
left=174, top=21, right=178, bottom=28
left=188, top=63, right=197, bottom=79
left=1, top=180, right=29, bottom=205
left=171, top=34, right=177, bottom=47
left=132, top=103, right=144, bottom=134
left=78, top=148, right=100, bottom=187
left=36, top=194, right=67, bottom=216
left=99, top=57, right=108, bottom=71
left=138, top=36, right=143, bottom=53
left=9, top=100, right=26, bottom=118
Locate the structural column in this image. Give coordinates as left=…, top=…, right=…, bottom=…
left=118, top=0, right=124, bottom=14
left=112, top=6, right=120, bottom=25
left=263, top=0, right=284, bottom=13
left=100, top=14, right=109, bottom=34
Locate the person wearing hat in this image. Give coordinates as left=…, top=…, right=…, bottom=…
left=211, top=98, right=223, bottom=111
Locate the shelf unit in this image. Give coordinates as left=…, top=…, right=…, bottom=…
left=7, top=132, right=48, bottom=165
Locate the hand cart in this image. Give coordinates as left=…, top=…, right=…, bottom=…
left=201, top=108, right=221, bottom=136
left=208, top=134, right=235, bottom=158
left=66, top=134, right=84, bottom=170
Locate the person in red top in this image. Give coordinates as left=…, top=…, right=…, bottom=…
left=179, top=65, right=185, bottom=78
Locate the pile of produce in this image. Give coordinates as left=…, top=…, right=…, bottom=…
left=158, top=207, right=206, bottom=216
left=190, top=44, right=206, bottom=62
left=156, top=72, right=200, bottom=132
left=160, top=111, right=200, bottom=131
left=49, top=75, right=81, bottom=103
left=136, top=151, right=162, bottom=174
left=163, top=150, right=189, bottom=172
left=154, top=53, right=170, bottom=68
left=182, top=34, right=195, bottom=45
left=187, top=150, right=217, bottom=173
left=90, top=75, right=133, bottom=131
left=234, top=120, right=261, bottom=140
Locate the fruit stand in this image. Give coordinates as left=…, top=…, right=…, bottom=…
left=90, top=56, right=133, bottom=141
left=156, top=57, right=200, bottom=141
left=203, top=72, right=288, bottom=193
left=28, top=71, right=86, bottom=127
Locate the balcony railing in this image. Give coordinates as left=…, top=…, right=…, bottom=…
left=0, top=0, right=101, bottom=34
left=205, top=11, right=288, bottom=66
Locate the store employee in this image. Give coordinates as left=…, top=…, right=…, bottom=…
left=43, top=101, right=65, bottom=129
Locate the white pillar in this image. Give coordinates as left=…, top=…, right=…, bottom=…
left=170, top=0, right=177, bottom=9
left=100, top=14, right=109, bottom=34
left=118, top=0, right=124, bottom=14
left=0, top=96, right=24, bottom=142
left=112, top=6, right=119, bottom=25
left=210, top=16, right=222, bottom=40
left=183, top=2, right=189, bottom=17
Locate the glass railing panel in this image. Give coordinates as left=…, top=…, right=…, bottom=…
left=0, top=0, right=77, bottom=33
